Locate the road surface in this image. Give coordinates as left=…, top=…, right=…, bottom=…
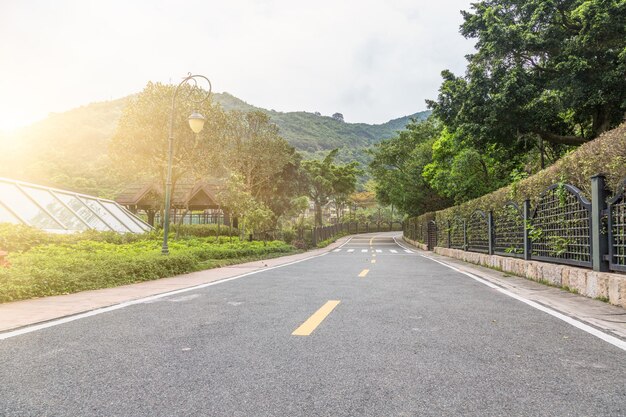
left=1, top=233, right=625, bottom=416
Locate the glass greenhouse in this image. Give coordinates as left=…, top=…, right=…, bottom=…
left=0, top=177, right=152, bottom=233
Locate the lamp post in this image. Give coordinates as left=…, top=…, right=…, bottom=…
left=162, top=73, right=212, bottom=255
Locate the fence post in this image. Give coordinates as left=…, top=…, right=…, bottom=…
left=591, top=174, right=609, bottom=272
left=488, top=210, right=494, bottom=255
left=312, top=227, right=317, bottom=246
left=447, top=220, right=451, bottom=249
left=461, top=219, right=467, bottom=250
left=366, top=223, right=369, bottom=233
left=523, top=199, right=532, bottom=261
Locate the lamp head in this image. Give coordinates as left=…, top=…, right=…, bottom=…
left=188, top=111, right=206, bottom=133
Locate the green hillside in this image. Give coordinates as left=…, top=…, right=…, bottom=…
left=214, top=92, right=430, bottom=151
left=0, top=92, right=429, bottom=195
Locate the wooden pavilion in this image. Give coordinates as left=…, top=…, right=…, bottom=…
left=115, top=180, right=233, bottom=226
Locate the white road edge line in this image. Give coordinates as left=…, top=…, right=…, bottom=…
left=0, top=236, right=355, bottom=341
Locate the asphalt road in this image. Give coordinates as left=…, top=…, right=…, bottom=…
left=1, top=233, right=625, bottom=416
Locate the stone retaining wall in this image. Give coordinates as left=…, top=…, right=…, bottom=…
left=403, top=237, right=626, bottom=308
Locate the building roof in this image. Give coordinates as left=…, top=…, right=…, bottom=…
left=116, top=180, right=224, bottom=210
left=0, top=177, right=152, bottom=234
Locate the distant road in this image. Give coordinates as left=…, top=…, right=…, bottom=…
left=1, top=233, right=625, bottom=416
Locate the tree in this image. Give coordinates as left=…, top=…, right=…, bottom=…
left=217, top=173, right=274, bottom=237
left=422, top=128, right=519, bottom=203
left=332, top=113, right=344, bottom=122
left=222, top=111, right=301, bottom=220
left=368, top=118, right=451, bottom=215
left=109, top=82, right=228, bottom=197
left=301, top=149, right=360, bottom=226
left=428, top=0, right=626, bottom=148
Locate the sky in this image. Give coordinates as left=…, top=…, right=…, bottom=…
left=0, top=0, right=476, bottom=131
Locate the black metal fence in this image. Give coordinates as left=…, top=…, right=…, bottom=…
left=404, top=174, right=626, bottom=274
left=530, top=184, right=592, bottom=268
left=608, top=180, right=626, bottom=272
left=297, top=221, right=403, bottom=247
left=493, top=202, right=524, bottom=258
left=467, top=210, right=490, bottom=254
left=449, top=216, right=466, bottom=250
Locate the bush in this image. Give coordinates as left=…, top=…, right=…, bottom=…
left=291, top=240, right=308, bottom=250
left=0, top=223, right=151, bottom=252
left=281, top=228, right=296, bottom=244
left=171, top=224, right=239, bottom=238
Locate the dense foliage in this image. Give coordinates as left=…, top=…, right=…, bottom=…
left=369, top=118, right=452, bottom=215
left=430, top=0, right=626, bottom=146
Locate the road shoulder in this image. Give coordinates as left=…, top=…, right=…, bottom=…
left=398, top=237, right=626, bottom=341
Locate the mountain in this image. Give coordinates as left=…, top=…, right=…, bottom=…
left=213, top=92, right=430, bottom=152
left=0, top=92, right=430, bottom=196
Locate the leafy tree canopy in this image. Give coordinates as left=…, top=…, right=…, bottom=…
left=110, top=82, right=228, bottom=188
left=369, top=118, right=452, bottom=215
left=428, top=0, right=626, bottom=148
left=301, top=149, right=360, bottom=225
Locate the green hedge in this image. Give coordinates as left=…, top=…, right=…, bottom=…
left=170, top=223, right=239, bottom=238
left=0, top=223, right=151, bottom=253
left=407, top=122, right=626, bottom=241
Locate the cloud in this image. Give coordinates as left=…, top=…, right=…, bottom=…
left=0, top=0, right=475, bottom=129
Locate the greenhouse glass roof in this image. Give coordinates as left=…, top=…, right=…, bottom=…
left=0, top=178, right=152, bottom=233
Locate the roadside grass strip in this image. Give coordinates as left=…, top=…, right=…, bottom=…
left=292, top=300, right=341, bottom=336
left=0, top=239, right=295, bottom=303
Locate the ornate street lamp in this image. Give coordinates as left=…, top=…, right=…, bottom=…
left=162, top=73, right=212, bottom=255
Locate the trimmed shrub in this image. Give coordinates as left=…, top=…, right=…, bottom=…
left=171, top=224, right=239, bottom=238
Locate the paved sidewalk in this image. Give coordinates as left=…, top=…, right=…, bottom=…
left=400, top=241, right=626, bottom=341
left=0, top=237, right=351, bottom=333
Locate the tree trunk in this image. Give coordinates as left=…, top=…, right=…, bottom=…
left=147, top=210, right=155, bottom=227
left=592, top=105, right=612, bottom=137
left=315, top=203, right=323, bottom=227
